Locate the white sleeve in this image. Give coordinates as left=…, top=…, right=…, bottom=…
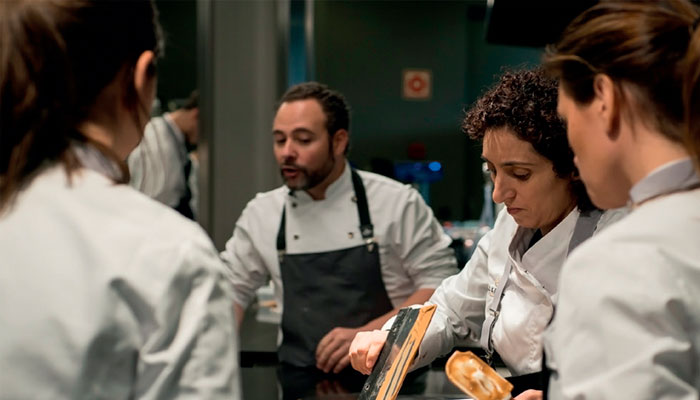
left=546, top=239, right=698, bottom=400
left=219, top=207, right=271, bottom=309
left=411, top=227, right=493, bottom=369
left=128, top=120, right=167, bottom=198
left=127, top=117, right=182, bottom=207
left=136, top=232, right=241, bottom=399
left=390, top=188, right=458, bottom=289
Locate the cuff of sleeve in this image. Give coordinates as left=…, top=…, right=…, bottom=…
left=382, top=304, right=425, bottom=331
left=231, top=292, right=254, bottom=311
left=381, top=316, right=396, bottom=331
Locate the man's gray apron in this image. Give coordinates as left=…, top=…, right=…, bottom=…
left=276, top=169, right=394, bottom=368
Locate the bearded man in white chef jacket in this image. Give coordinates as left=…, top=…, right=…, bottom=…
left=220, top=81, right=458, bottom=397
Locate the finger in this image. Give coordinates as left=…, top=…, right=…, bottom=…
left=332, top=354, right=351, bottom=374
left=352, top=355, right=371, bottom=375
left=317, top=338, right=343, bottom=372
left=514, top=390, right=543, bottom=400
left=324, top=343, right=349, bottom=374
left=316, top=332, right=339, bottom=369
left=315, top=329, right=335, bottom=359
left=365, top=339, right=385, bottom=371
left=349, top=343, right=368, bottom=373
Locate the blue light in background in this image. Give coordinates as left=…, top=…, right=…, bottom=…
left=428, top=161, right=442, bottom=172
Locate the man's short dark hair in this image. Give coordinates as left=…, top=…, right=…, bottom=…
left=277, top=82, right=350, bottom=137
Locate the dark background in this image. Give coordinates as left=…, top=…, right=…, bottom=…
left=154, top=0, right=593, bottom=222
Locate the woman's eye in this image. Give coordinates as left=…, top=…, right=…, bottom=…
left=513, top=172, right=530, bottom=180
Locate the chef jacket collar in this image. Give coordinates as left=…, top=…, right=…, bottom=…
left=72, top=141, right=124, bottom=182
left=629, top=158, right=700, bottom=205
left=510, top=206, right=579, bottom=263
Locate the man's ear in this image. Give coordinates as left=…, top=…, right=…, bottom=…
left=133, top=50, right=157, bottom=112
left=332, top=129, right=349, bottom=156
left=592, top=73, right=619, bottom=140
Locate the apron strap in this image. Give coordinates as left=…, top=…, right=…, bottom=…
left=277, top=207, right=287, bottom=263
left=276, top=169, right=375, bottom=262
left=479, top=208, right=603, bottom=361
left=350, top=169, right=374, bottom=240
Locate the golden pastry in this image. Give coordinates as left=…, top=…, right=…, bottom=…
left=445, top=350, right=513, bottom=400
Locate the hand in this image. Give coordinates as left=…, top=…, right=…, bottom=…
left=316, top=327, right=361, bottom=374
left=348, top=330, right=389, bottom=375
left=514, top=389, right=543, bottom=400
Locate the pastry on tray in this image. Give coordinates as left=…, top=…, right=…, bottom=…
left=445, top=350, right=513, bottom=400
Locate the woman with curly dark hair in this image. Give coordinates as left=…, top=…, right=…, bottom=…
left=349, top=68, right=626, bottom=399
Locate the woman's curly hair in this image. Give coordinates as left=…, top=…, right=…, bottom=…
left=462, top=68, right=595, bottom=211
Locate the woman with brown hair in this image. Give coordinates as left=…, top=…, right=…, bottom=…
left=0, top=1, right=239, bottom=398
left=543, top=0, right=700, bottom=397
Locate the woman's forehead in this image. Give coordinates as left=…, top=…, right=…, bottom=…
left=482, top=127, right=544, bottom=165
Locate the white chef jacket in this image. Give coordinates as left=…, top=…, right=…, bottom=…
left=545, top=158, right=700, bottom=399
left=413, top=206, right=626, bottom=376
left=221, top=162, right=458, bottom=320
left=128, top=113, right=196, bottom=216
left=0, top=148, right=240, bottom=399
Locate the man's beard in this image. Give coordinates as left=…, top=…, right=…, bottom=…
left=280, top=153, right=336, bottom=191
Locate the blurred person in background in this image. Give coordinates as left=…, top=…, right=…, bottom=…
left=129, top=90, right=199, bottom=219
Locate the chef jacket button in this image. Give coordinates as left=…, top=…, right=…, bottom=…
left=292, top=202, right=297, bottom=208
left=351, top=196, right=357, bottom=203
left=293, top=234, right=299, bottom=240
left=348, top=232, right=354, bottom=239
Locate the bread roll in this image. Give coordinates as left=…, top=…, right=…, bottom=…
left=445, top=351, right=513, bottom=400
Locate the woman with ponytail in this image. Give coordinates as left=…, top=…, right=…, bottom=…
left=0, top=1, right=240, bottom=398
left=543, top=0, right=700, bottom=398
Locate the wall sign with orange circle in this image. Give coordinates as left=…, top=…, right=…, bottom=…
left=402, top=69, right=432, bottom=100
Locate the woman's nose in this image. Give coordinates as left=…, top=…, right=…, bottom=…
left=491, top=176, right=514, bottom=204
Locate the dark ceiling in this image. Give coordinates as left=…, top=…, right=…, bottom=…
left=485, top=0, right=597, bottom=47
